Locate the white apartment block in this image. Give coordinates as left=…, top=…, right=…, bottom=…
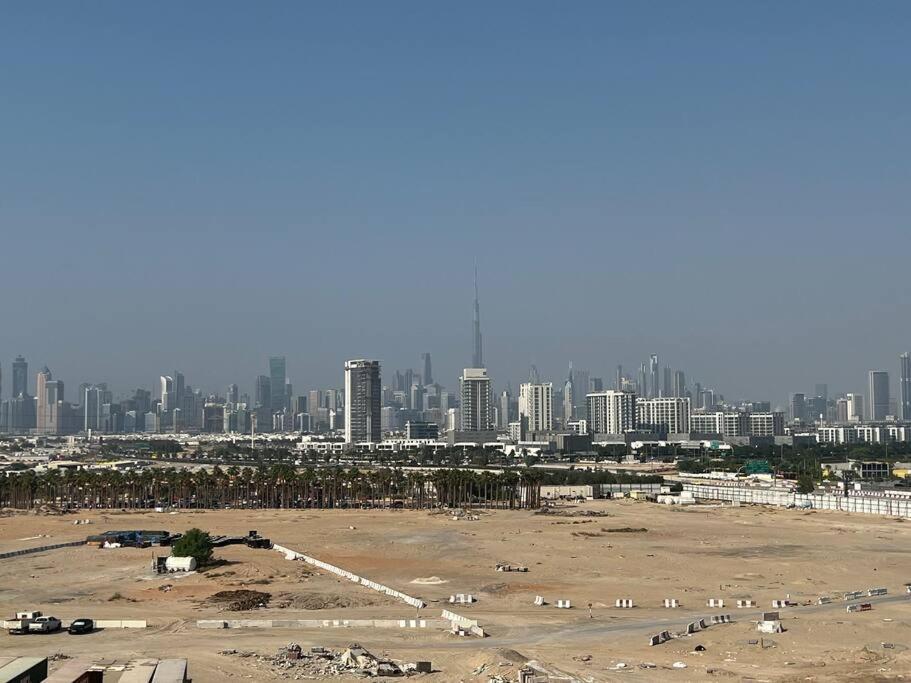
left=586, top=391, right=637, bottom=434
left=460, top=368, right=492, bottom=431
left=636, top=397, right=690, bottom=434
left=689, top=411, right=784, bottom=437
left=519, top=382, right=554, bottom=432
left=818, top=425, right=911, bottom=444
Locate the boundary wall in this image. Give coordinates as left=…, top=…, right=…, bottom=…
left=0, top=540, right=87, bottom=560
left=683, top=484, right=911, bottom=518
left=197, top=618, right=448, bottom=629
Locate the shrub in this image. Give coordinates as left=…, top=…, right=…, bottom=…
left=171, top=528, right=214, bottom=566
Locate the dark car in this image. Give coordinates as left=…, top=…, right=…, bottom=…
left=68, top=618, right=95, bottom=634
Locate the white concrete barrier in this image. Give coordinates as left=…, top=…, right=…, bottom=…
left=663, top=598, right=679, bottom=608
left=441, top=609, right=485, bottom=637
left=555, top=600, right=571, bottom=609
left=272, top=543, right=426, bottom=609
left=868, top=587, right=887, bottom=596
left=736, top=600, right=755, bottom=608
left=94, top=620, right=148, bottom=628
left=614, top=599, right=634, bottom=608
left=771, top=600, right=794, bottom=609
left=844, top=590, right=863, bottom=601
left=449, top=593, right=475, bottom=604
left=707, top=599, right=724, bottom=608
left=817, top=596, right=832, bottom=605
left=534, top=596, right=545, bottom=606
left=686, top=621, right=700, bottom=634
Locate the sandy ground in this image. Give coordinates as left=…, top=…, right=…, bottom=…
left=2, top=500, right=911, bottom=681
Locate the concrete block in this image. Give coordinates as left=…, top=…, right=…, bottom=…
left=197, top=620, right=227, bottom=629
left=614, top=599, right=634, bottom=608
left=119, top=620, right=148, bottom=628
left=707, top=598, right=724, bottom=608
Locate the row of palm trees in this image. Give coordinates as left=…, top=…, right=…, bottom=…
left=0, top=465, right=543, bottom=511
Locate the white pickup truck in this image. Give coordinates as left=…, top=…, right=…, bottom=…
left=8, top=612, right=62, bottom=634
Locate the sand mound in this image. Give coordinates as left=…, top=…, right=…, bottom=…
left=411, top=576, right=448, bottom=584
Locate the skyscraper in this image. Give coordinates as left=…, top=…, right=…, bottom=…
left=227, top=383, right=239, bottom=405
left=84, top=385, right=103, bottom=432
left=12, top=356, right=27, bottom=398
left=814, top=383, right=829, bottom=404
left=36, top=367, right=51, bottom=434
left=571, top=367, right=589, bottom=413
left=460, top=368, right=492, bottom=432
left=789, top=392, right=806, bottom=422
left=846, top=393, right=864, bottom=422
left=472, top=267, right=483, bottom=368
left=159, top=376, right=173, bottom=412
left=519, top=382, right=554, bottom=432
left=673, top=370, right=686, bottom=398
left=563, top=366, right=574, bottom=424
left=638, top=363, right=647, bottom=397
left=344, top=359, right=382, bottom=443
left=173, top=371, right=185, bottom=410
left=615, top=365, right=623, bottom=391
left=422, top=353, right=433, bottom=386
left=269, top=356, right=287, bottom=414
left=648, top=355, right=659, bottom=399
left=901, top=353, right=911, bottom=421
left=662, top=366, right=672, bottom=398
left=498, top=389, right=511, bottom=429
left=868, top=370, right=890, bottom=421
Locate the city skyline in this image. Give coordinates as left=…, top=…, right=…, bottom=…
left=2, top=345, right=911, bottom=414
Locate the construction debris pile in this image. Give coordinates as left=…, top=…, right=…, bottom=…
left=208, top=589, right=271, bottom=611
left=219, top=643, right=430, bottom=678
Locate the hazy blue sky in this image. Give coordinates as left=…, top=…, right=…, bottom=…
left=1, top=2, right=909, bottom=406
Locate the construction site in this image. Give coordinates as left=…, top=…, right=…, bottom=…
left=2, top=495, right=911, bottom=681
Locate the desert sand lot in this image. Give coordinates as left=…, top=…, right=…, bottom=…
left=2, top=499, right=911, bottom=681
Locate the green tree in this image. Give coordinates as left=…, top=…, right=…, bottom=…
left=796, top=473, right=816, bottom=495
left=171, top=528, right=214, bottom=566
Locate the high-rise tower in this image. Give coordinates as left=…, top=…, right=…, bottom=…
left=344, top=359, right=382, bottom=443
left=422, top=353, right=433, bottom=386
left=901, top=353, right=911, bottom=421
left=472, top=267, right=483, bottom=368
left=868, top=370, right=890, bottom=421
left=12, top=356, right=28, bottom=398
left=269, top=356, right=287, bottom=413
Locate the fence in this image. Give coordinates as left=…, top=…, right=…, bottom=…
left=0, top=539, right=87, bottom=561
left=683, top=484, right=911, bottom=518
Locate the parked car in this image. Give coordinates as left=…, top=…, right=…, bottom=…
left=27, top=616, right=62, bottom=633
left=68, top=618, right=95, bottom=634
